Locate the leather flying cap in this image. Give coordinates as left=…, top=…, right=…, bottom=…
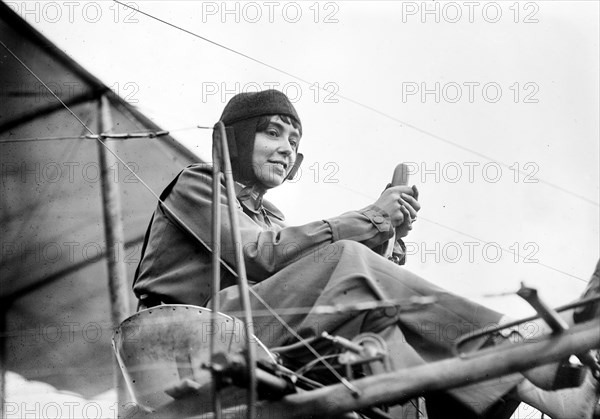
left=218, top=89, right=303, bottom=188
left=220, top=89, right=301, bottom=128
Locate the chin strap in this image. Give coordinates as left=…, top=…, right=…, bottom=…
left=285, top=153, right=304, bottom=181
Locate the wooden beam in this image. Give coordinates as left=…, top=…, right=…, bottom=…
left=97, top=95, right=132, bottom=414
left=0, top=92, right=99, bottom=134
left=267, top=318, right=600, bottom=418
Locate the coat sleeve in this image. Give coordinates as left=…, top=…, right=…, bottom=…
left=164, top=165, right=395, bottom=280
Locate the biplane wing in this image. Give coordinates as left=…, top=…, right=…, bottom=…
left=0, top=1, right=199, bottom=399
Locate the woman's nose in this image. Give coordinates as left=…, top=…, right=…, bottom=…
left=277, top=138, right=293, bottom=155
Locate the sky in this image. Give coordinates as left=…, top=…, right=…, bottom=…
left=9, top=0, right=599, bottom=317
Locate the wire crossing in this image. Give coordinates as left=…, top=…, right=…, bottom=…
left=113, top=0, right=598, bottom=207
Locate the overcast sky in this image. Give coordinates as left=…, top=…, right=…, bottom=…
left=13, top=0, right=599, bottom=316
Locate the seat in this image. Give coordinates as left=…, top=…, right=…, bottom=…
left=112, top=304, right=274, bottom=411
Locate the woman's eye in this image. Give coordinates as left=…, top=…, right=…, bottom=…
left=289, top=140, right=298, bottom=149
left=268, top=129, right=278, bottom=137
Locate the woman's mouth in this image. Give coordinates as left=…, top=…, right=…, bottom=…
left=268, top=160, right=288, bottom=170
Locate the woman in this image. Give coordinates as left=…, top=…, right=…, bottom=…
left=133, top=90, right=599, bottom=418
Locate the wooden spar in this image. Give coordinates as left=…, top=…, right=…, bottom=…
left=264, top=318, right=600, bottom=418
left=97, top=95, right=132, bottom=411
left=216, top=121, right=258, bottom=419
left=210, top=123, right=223, bottom=418
left=0, top=304, right=6, bottom=419
left=138, top=318, right=599, bottom=419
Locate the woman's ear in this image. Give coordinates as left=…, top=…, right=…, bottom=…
left=285, top=153, right=304, bottom=180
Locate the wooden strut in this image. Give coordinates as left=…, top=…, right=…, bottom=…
left=211, top=122, right=258, bottom=419
left=210, top=124, right=223, bottom=419
left=97, top=95, right=132, bottom=414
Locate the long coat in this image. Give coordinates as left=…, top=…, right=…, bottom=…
left=133, top=163, right=520, bottom=415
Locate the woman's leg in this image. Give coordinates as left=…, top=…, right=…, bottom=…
left=219, top=240, right=520, bottom=413
left=500, top=260, right=600, bottom=417
left=218, top=241, right=598, bottom=416
left=516, top=374, right=599, bottom=419
left=498, top=262, right=598, bottom=392
left=497, top=313, right=576, bottom=391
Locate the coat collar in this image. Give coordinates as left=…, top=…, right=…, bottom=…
left=235, top=182, right=285, bottom=221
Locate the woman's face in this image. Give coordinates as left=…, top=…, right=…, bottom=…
left=252, top=115, right=301, bottom=189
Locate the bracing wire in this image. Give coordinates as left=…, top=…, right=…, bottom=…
left=0, top=39, right=166, bottom=206
left=3, top=26, right=589, bottom=290
left=2, top=127, right=587, bottom=283
left=5, top=15, right=589, bottom=284
left=106, top=0, right=597, bottom=283
left=0, top=125, right=207, bottom=143
left=332, top=183, right=588, bottom=283
left=113, top=0, right=599, bottom=207
left=0, top=38, right=359, bottom=397
left=247, top=288, right=360, bottom=395
left=4, top=119, right=585, bottom=282
left=0, top=135, right=88, bottom=143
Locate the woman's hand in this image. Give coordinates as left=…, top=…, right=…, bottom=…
left=374, top=185, right=420, bottom=235
left=395, top=185, right=420, bottom=238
